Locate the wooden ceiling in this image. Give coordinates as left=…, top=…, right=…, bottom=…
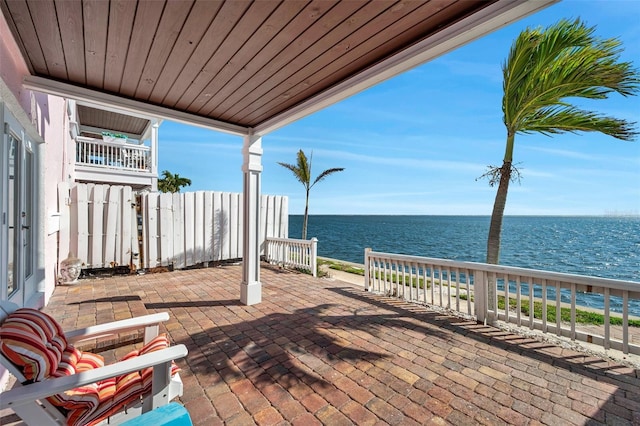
left=77, top=105, right=151, bottom=137
left=1, top=0, right=554, bottom=135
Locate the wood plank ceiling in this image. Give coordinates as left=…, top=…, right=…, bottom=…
left=2, top=0, right=524, bottom=133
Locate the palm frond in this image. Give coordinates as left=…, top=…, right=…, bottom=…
left=277, top=161, right=308, bottom=186
left=519, top=105, right=637, bottom=140
left=311, top=168, right=345, bottom=188
left=503, top=18, right=639, bottom=139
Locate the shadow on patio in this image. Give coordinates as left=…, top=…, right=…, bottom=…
left=2, top=264, right=639, bottom=425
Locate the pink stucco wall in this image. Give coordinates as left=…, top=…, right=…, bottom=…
left=0, top=12, right=30, bottom=110
left=1, top=13, right=67, bottom=305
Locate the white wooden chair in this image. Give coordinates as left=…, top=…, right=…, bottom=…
left=0, top=301, right=187, bottom=425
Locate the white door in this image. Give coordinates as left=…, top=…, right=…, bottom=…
left=2, top=112, right=36, bottom=307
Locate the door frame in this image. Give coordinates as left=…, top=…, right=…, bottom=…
left=1, top=103, right=38, bottom=308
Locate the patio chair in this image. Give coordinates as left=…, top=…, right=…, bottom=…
left=0, top=301, right=187, bottom=425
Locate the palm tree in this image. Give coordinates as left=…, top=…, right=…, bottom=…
left=157, top=170, right=192, bottom=193
left=484, top=18, right=639, bottom=265
left=278, top=150, right=344, bottom=240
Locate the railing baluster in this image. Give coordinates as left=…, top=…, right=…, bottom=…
left=623, top=291, right=629, bottom=354
left=504, top=274, right=510, bottom=323
left=402, top=262, right=408, bottom=300
left=541, top=279, right=547, bottom=333
left=428, top=264, right=436, bottom=305
left=516, top=275, right=521, bottom=326
left=529, top=281, right=535, bottom=329
left=465, top=269, right=471, bottom=315
left=438, top=266, right=443, bottom=307
left=454, top=267, right=460, bottom=312
left=570, top=282, right=576, bottom=340
left=557, top=281, right=563, bottom=337
left=604, top=287, right=610, bottom=350
left=422, top=264, right=427, bottom=304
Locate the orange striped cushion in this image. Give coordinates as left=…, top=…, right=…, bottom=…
left=46, top=346, right=103, bottom=423
left=76, top=350, right=104, bottom=372
left=0, top=308, right=67, bottom=381
left=84, top=334, right=180, bottom=426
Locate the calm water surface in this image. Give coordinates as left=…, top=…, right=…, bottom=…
left=289, top=215, right=640, bottom=314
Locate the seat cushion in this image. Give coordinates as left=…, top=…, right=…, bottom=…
left=46, top=346, right=106, bottom=420
left=0, top=308, right=67, bottom=381
left=82, top=334, right=180, bottom=426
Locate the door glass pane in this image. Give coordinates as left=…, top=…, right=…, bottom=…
left=24, top=148, right=33, bottom=279
left=7, top=135, right=16, bottom=295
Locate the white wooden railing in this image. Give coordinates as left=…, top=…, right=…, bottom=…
left=365, top=249, right=640, bottom=355
left=76, top=136, right=150, bottom=172
left=265, top=237, right=318, bottom=277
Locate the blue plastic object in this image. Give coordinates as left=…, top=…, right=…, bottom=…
left=120, top=402, right=192, bottom=426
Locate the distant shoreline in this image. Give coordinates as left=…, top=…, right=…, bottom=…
left=292, top=214, right=640, bottom=218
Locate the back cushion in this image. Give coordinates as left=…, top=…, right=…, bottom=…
left=0, top=308, right=67, bottom=381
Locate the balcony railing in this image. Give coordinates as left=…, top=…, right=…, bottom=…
left=364, top=249, right=640, bottom=355
left=76, top=136, right=150, bottom=172
left=264, top=237, right=318, bottom=277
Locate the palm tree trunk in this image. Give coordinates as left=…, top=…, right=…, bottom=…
left=486, top=161, right=512, bottom=264
left=302, top=189, right=310, bottom=240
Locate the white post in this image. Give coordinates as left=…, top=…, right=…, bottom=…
left=150, top=121, right=159, bottom=192
left=310, top=237, right=318, bottom=277
left=364, top=248, right=371, bottom=291
left=474, top=270, right=487, bottom=324
left=241, top=134, right=262, bottom=305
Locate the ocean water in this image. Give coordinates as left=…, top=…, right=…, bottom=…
left=289, top=215, right=640, bottom=314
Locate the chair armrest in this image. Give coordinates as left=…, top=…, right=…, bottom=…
left=66, top=312, right=170, bottom=344
left=0, top=344, right=187, bottom=410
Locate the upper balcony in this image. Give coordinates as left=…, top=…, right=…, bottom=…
left=74, top=135, right=154, bottom=190
left=69, top=102, right=160, bottom=191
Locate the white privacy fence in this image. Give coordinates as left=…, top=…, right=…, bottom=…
left=58, top=183, right=288, bottom=271
left=365, top=249, right=640, bottom=355
left=58, top=183, right=137, bottom=270
left=264, top=237, right=318, bottom=277
left=140, top=191, right=287, bottom=269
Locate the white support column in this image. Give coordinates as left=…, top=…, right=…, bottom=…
left=150, top=121, right=159, bottom=192
left=241, top=134, right=262, bottom=305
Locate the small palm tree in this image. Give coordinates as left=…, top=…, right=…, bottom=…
left=484, top=18, right=639, bottom=265
left=278, top=150, right=344, bottom=240
left=157, top=170, right=192, bottom=193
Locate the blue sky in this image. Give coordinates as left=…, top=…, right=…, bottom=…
left=158, top=0, right=640, bottom=216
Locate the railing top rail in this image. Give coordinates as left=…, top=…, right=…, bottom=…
left=77, top=136, right=150, bottom=151
left=366, top=250, right=640, bottom=291
left=266, top=236, right=313, bottom=244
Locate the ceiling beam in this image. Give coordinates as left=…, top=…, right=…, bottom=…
left=22, top=76, right=250, bottom=137
left=253, top=0, right=558, bottom=136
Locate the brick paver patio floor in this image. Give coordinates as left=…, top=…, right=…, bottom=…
left=2, top=263, right=639, bottom=425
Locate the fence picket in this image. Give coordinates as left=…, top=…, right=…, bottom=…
left=158, top=193, right=173, bottom=266
left=172, top=192, right=184, bottom=269
left=212, top=192, right=222, bottom=261
left=204, top=192, right=213, bottom=262
left=230, top=193, right=240, bottom=259
left=194, top=191, right=205, bottom=264
left=145, top=193, right=159, bottom=268
left=74, top=184, right=88, bottom=266
left=104, top=186, right=119, bottom=266
left=121, top=186, right=134, bottom=268
left=183, top=192, right=194, bottom=267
